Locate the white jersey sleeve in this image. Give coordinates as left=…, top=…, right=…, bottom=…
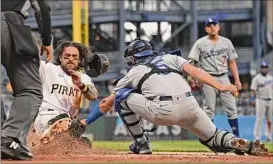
left=80, top=73, right=98, bottom=97
left=39, top=61, right=56, bottom=83
left=81, top=73, right=94, bottom=86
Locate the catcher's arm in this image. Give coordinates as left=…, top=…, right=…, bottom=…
left=187, top=59, right=202, bottom=91
left=80, top=93, right=115, bottom=126
left=183, top=63, right=238, bottom=95
left=99, top=93, right=115, bottom=113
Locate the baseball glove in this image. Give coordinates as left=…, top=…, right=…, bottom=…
left=85, top=53, right=109, bottom=77
left=68, top=117, right=87, bottom=138
left=187, top=76, right=202, bottom=91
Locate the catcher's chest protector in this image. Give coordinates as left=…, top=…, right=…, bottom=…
left=136, top=63, right=183, bottom=93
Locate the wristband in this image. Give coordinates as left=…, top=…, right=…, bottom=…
left=78, top=83, right=85, bottom=90
left=82, top=86, right=89, bottom=94
left=250, top=95, right=255, bottom=102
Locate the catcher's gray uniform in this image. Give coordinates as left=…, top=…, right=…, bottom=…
left=114, top=54, right=233, bottom=146
left=188, top=36, right=238, bottom=120
left=250, top=73, right=273, bottom=140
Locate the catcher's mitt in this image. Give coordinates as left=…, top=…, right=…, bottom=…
left=85, top=53, right=109, bottom=77
left=187, top=76, right=202, bottom=91
left=68, top=117, right=87, bottom=138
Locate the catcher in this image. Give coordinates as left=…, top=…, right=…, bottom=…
left=33, top=41, right=109, bottom=145
left=81, top=40, right=269, bottom=156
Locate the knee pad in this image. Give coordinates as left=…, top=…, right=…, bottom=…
left=47, top=113, right=70, bottom=127
left=199, top=129, right=235, bottom=153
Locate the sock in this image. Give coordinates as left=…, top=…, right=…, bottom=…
left=86, top=104, right=105, bottom=125
left=228, top=118, right=239, bottom=137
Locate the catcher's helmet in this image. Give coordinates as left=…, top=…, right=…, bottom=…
left=123, top=40, right=153, bottom=66
left=85, top=54, right=109, bottom=77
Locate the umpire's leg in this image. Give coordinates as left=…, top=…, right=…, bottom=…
left=1, top=13, right=43, bottom=145
left=1, top=100, right=7, bottom=129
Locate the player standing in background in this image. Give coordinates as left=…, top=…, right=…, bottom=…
left=33, top=41, right=98, bottom=144
left=250, top=62, right=273, bottom=141
left=1, top=0, right=52, bottom=160
left=188, top=18, right=241, bottom=138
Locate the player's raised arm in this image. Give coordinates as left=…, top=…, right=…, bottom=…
left=69, top=70, right=98, bottom=100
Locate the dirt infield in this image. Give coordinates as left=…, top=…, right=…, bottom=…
left=2, top=152, right=273, bottom=163
left=1, top=130, right=273, bottom=163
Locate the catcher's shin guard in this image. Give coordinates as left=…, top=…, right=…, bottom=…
left=199, top=129, right=235, bottom=154
left=118, top=105, right=147, bottom=143
left=40, top=113, right=72, bottom=144
left=118, top=107, right=152, bottom=154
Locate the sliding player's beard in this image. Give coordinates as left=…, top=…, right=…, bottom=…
left=61, top=62, right=77, bottom=75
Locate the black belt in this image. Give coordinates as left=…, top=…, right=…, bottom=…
left=209, top=73, right=226, bottom=77
left=159, top=91, right=193, bottom=101
left=260, top=98, right=272, bottom=101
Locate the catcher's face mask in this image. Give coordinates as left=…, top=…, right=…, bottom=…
left=85, top=54, right=109, bottom=77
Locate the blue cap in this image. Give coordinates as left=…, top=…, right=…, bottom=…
left=205, top=18, right=219, bottom=26
left=260, top=61, right=269, bottom=68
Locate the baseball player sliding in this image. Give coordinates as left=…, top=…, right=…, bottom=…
left=81, top=40, right=269, bottom=156
left=188, top=18, right=241, bottom=139
left=33, top=41, right=109, bottom=144
left=250, top=62, right=273, bottom=141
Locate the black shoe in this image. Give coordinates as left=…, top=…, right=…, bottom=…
left=1, top=137, right=33, bottom=160
left=129, top=141, right=152, bottom=154
left=233, top=149, right=245, bottom=155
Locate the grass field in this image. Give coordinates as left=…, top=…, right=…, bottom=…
left=93, top=140, right=273, bottom=152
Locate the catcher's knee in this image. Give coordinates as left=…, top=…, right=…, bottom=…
left=199, top=129, right=235, bottom=153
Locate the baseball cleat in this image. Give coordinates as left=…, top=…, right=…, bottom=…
left=40, top=117, right=72, bottom=144
left=230, top=138, right=269, bottom=156
left=233, top=149, right=245, bottom=156
left=129, top=141, right=152, bottom=154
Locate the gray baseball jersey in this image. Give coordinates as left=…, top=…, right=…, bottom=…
left=250, top=73, right=273, bottom=140
left=188, top=36, right=238, bottom=75
left=114, top=54, right=191, bottom=98
left=250, top=73, right=273, bottom=100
